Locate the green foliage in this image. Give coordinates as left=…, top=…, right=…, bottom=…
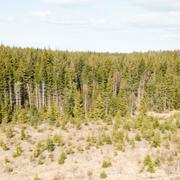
left=94, top=95, right=105, bottom=120
left=34, top=175, right=41, bottom=180
left=0, top=140, right=9, bottom=151
left=135, top=133, right=141, bottom=141
left=4, top=166, right=13, bottom=173
left=102, top=160, right=112, bottom=168
left=99, top=133, right=112, bottom=145
left=113, top=112, right=123, bottom=129
left=20, top=129, right=28, bottom=140
left=13, top=144, right=23, bottom=158
left=58, top=152, right=67, bottom=164
left=87, top=170, right=93, bottom=178
left=139, top=93, right=148, bottom=116
left=86, top=135, right=98, bottom=148
left=12, top=109, right=29, bottom=123
left=73, top=91, right=84, bottom=119
left=53, top=134, right=64, bottom=146
left=112, top=90, right=129, bottom=117
left=33, top=141, right=45, bottom=158
left=46, top=138, right=55, bottom=152
left=38, top=154, right=46, bottom=165
left=1, top=97, right=12, bottom=123
left=45, top=105, right=60, bottom=123
left=6, top=127, right=14, bottom=139
left=112, top=129, right=125, bottom=151
left=151, top=131, right=161, bottom=147
left=0, top=46, right=179, bottom=123
left=143, top=154, right=155, bottom=173
left=154, top=157, right=161, bottom=167
left=100, top=171, right=107, bottom=179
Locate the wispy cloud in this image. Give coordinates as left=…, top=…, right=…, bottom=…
left=128, top=0, right=180, bottom=12
left=30, top=12, right=126, bottom=33
left=43, top=0, right=96, bottom=6
left=123, top=11, right=180, bottom=30
left=32, top=11, right=55, bottom=18
left=0, top=17, right=15, bottom=23
left=30, top=9, right=180, bottom=35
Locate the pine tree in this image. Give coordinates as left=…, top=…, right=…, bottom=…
left=2, top=96, right=12, bottom=123
left=118, top=89, right=129, bottom=117
left=73, top=90, right=84, bottom=119
left=0, top=97, right=3, bottom=123
left=94, top=94, right=105, bottom=120
left=139, top=93, right=148, bottom=117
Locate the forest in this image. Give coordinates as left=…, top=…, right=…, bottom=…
left=0, top=45, right=179, bottom=124
left=0, top=45, right=180, bottom=179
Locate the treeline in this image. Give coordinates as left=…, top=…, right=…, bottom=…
left=0, top=45, right=179, bottom=123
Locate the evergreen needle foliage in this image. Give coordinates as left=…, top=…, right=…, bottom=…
left=0, top=45, right=179, bottom=123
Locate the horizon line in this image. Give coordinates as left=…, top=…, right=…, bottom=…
left=1, top=43, right=180, bottom=54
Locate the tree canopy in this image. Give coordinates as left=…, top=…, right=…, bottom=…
left=0, top=45, right=179, bottom=123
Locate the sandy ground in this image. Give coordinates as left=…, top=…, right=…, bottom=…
left=0, top=120, right=180, bottom=180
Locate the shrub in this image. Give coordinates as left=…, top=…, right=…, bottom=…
left=6, top=128, right=14, bottom=139
left=34, top=175, right=41, bottom=180
left=4, top=166, right=13, bottom=173
left=87, top=135, right=97, bottom=147
left=45, top=105, right=59, bottom=123
left=46, top=138, right=55, bottom=152
left=38, top=154, right=46, bottom=165
left=135, top=133, right=141, bottom=141
left=154, top=157, right=160, bottom=167
left=175, top=119, right=180, bottom=128
left=53, top=134, right=64, bottom=146
left=33, top=141, right=45, bottom=158
left=112, top=130, right=125, bottom=151
left=87, top=170, right=93, bottom=178
left=13, top=144, right=23, bottom=158
left=113, top=113, right=122, bottom=129
left=102, top=160, right=112, bottom=168
left=143, top=154, right=155, bottom=173
left=0, top=140, right=9, bottom=151
left=141, top=128, right=154, bottom=142
left=123, top=120, right=131, bottom=131
left=143, top=154, right=152, bottom=166
left=100, top=171, right=107, bottom=179
left=12, top=108, right=29, bottom=123
left=58, top=152, right=67, bottom=164
left=151, top=131, right=161, bottom=147
left=147, top=162, right=155, bottom=173
left=4, top=158, right=11, bottom=164
left=20, top=129, right=28, bottom=140
left=101, top=133, right=112, bottom=145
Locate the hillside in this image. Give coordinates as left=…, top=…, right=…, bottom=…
left=0, top=45, right=180, bottom=180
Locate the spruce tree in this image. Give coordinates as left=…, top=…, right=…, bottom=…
left=73, top=90, right=84, bottom=119
left=94, top=94, right=105, bottom=120
left=139, top=93, right=148, bottom=117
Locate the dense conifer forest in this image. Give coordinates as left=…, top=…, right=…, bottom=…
left=0, top=45, right=180, bottom=179
left=0, top=45, right=180, bottom=123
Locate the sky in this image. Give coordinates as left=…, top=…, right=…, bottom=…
left=0, top=0, right=180, bottom=52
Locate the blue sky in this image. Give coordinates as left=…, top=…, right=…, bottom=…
left=0, top=0, right=180, bottom=52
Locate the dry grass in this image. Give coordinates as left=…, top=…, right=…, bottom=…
left=0, top=112, right=180, bottom=180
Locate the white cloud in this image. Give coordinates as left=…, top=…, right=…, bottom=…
left=128, top=0, right=180, bottom=11
left=30, top=10, right=180, bottom=36
left=32, top=11, right=55, bottom=18
left=122, top=11, right=180, bottom=28
left=44, top=0, right=96, bottom=5
left=0, top=17, right=15, bottom=23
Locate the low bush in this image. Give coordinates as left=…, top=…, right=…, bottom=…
left=102, top=159, right=112, bottom=168
left=58, top=152, right=67, bottom=164
left=100, top=171, right=107, bottom=179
